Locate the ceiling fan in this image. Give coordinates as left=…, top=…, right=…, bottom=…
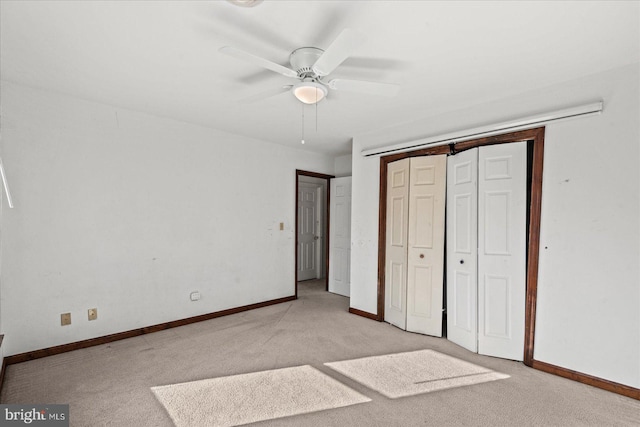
left=219, top=29, right=400, bottom=104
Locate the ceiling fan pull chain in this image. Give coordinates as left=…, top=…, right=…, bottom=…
left=301, top=103, right=305, bottom=144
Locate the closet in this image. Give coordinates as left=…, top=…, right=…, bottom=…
left=384, top=141, right=527, bottom=361
left=447, top=141, right=527, bottom=361
left=384, top=155, right=447, bottom=336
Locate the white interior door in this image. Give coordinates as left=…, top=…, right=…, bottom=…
left=478, top=141, right=527, bottom=361
left=315, top=186, right=325, bottom=279
left=446, top=148, right=479, bottom=353
left=298, top=183, right=318, bottom=281
left=329, top=177, right=352, bottom=297
left=406, top=155, right=447, bottom=336
left=385, top=159, right=410, bottom=330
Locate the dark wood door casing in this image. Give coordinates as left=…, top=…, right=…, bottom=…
left=376, top=128, right=545, bottom=364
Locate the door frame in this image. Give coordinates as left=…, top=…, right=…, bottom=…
left=295, top=169, right=335, bottom=297
left=376, top=127, right=545, bottom=365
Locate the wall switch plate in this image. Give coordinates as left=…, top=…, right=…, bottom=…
left=88, top=308, right=97, bottom=321
left=61, top=313, right=71, bottom=326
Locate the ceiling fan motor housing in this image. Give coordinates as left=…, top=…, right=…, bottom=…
left=289, top=47, right=324, bottom=78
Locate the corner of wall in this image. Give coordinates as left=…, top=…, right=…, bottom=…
left=333, top=153, right=353, bottom=177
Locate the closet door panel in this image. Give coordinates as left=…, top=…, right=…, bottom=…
left=406, top=155, right=447, bottom=336
left=446, top=148, right=479, bottom=352
left=478, top=141, right=527, bottom=361
left=385, top=159, right=410, bottom=330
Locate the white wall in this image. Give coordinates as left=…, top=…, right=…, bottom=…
left=0, top=81, right=334, bottom=356
left=0, top=202, right=3, bottom=366
left=334, top=154, right=352, bottom=177
left=534, top=67, right=639, bottom=388
left=0, top=196, right=4, bottom=365
left=349, top=63, right=639, bottom=388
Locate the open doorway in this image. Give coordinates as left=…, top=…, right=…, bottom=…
left=295, top=170, right=334, bottom=297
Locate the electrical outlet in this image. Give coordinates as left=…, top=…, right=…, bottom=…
left=61, top=313, right=71, bottom=326
left=88, top=308, right=97, bottom=321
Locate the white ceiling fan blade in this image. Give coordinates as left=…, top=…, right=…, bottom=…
left=328, top=79, right=400, bottom=97
left=219, top=46, right=298, bottom=78
left=239, top=85, right=293, bottom=104
left=312, top=29, right=366, bottom=77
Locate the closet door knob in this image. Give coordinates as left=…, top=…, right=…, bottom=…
left=460, top=259, right=464, bottom=264
left=419, top=254, right=424, bottom=259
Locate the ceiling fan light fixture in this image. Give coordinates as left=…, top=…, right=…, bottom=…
left=293, top=82, right=327, bottom=104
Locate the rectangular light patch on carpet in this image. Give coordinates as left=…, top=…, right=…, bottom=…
left=151, top=365, right=370, bottom=427
left=325, top=349, right=509, bottom=399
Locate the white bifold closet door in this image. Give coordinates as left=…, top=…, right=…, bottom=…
left=385, top=155, right=447, bottom=336
left=446, top=148, right=479, bottom=352
left=447, top=142, right=527, bottom=361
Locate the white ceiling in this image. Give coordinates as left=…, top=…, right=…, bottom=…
left=1, top=1, right=638, bottom=155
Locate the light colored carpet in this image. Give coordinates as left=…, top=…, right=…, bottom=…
left=151, top=365, right=370, bottom=427
left=4, top=281, right=640, bottom=426
left=325, top=349, right=509, bottom=398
